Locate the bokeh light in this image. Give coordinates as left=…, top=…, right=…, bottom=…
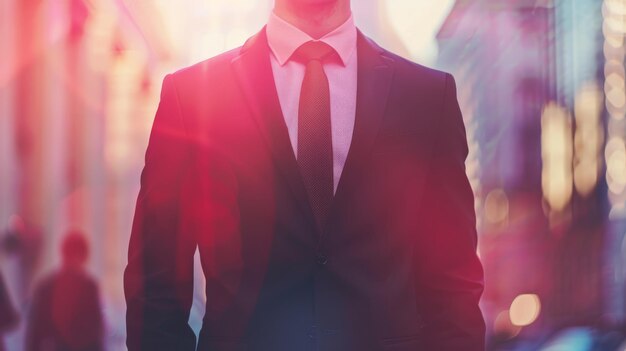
left=509, top=294, right=541, bottom=327
left=541, top=103, right=573, bottom=212
left=494, top=309, right=521, bottom=338
left=485, top=189, right=509, bottom=225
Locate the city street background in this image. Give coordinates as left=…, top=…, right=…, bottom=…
left=1, top=0, right=625, bottom=350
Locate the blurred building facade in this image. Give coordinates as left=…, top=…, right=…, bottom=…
left=437, top=0, right=626, bottom=349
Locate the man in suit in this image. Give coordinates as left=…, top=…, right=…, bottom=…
left=124, top=0, right=485, bottom=350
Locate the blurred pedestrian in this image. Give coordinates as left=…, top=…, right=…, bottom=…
left=0, top=270, right=18, bottom=351
left=26, top=230, right=104, bottom=351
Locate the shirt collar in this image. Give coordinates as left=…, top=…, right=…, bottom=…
left=266, top=11, right=357, bottom=67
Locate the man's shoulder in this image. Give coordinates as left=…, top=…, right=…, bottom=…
left=382, top=47, right=450, bottom=87
left=372, top=48, right=453, bottom=104
left=168, top=46, right=242, bottom=84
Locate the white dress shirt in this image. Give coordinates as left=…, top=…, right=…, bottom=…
left=266, top=12, right=358, bottom=194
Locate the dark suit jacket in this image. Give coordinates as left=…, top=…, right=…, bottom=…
left=124, top=28, right=485, bottom=351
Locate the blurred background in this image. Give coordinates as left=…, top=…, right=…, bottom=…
left=0, top=0, right=625, bottom=350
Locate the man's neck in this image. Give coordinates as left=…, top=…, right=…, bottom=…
left=273, top=2, right=351, bottom=39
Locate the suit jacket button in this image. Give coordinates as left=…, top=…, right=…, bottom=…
left=317, top=255, right=328, bottom=265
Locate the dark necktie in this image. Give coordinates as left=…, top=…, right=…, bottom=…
left=293, top=41, right=337, bottom=230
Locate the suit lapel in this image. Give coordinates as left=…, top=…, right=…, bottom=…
left=231, top=27, right=317, bottom=230
left=230, top=28, right=395, bottom=241
left=322, top=31, right=395, bottom=239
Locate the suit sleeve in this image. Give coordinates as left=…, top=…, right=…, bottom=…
left=414, top=73, right=485, bottom=350
left=124, top=74, right=198, bottom=351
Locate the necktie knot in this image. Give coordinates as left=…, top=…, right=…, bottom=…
left=293, top=40, right=337, bottom=64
